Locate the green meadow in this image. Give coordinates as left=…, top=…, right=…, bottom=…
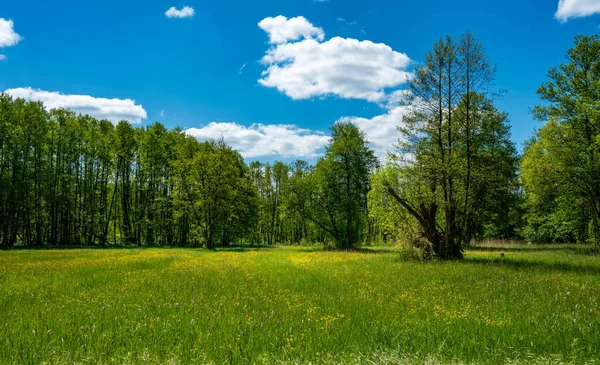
left=1, top=245, right=599, bottom=364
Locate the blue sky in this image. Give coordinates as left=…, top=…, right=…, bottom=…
left=1, top=0, right=600, bottom=161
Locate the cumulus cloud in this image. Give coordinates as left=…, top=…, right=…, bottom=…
left=0, top=18, right=21, bottom=48
left=340, top=106, right=405, bottom=159
left=258, top=16, right=324, bottom=44
left=186, top=122, right=330, bottom=159
left=4, top=87, right=148, bottom=124
left=381, top=89, right=411, bottom=110
left=185, top=107, right=406, bottom=160
left=183, top=16, right=411, bottom=160
left=165, top=6, right=195, bottom=18
left=0, top=18, right=22, bottom=60
left=555, top=0, right=600, bottom=21
left=258, top=16, right=411, bottom=103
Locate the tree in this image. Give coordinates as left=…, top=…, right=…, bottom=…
left=193, top=140, right=257, bottom=249
left=115, top=121, right=136, bottom=244
left=385, top=33, right=518, bottom=259
left=0, top=95, right=262, bottom=248
left=368, top=166, right=420, bottom=245
left=528, top=35, right=600, bottom=249
left=172, top=134, right=201, bottom=246
left=297, top=121, right=378, bottom=249
left=521, top=121, right=588, bottom=243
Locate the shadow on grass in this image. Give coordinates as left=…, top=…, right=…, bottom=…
left=1, top=243, right=279, bottom=252
left=468, top=245, right=591, bottom=254
left=299, top=246, right=398, bottom=254
left=212, top=244, right=277, bottom=253
left=2, top=244, right=145, bottom=251
left=2, top=243, right=393, bottom=254
left=464, top=255, right=600, bottom=276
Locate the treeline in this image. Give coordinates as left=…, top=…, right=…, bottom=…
left=1, top=33, right=599, bottom=255
left=0, top=84, right=515, bottom=253
left=0, top=102, right=258, bottom=248
left=0, top=95, right=384, bottom=249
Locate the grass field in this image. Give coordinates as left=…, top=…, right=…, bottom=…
left=0, top=245, right=599, bottom=364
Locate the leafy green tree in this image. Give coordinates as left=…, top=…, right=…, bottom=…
left=0, top=95, right=259, bottom=248
left=368, top=166, right=420, bottom=245
left=172, top=134, right=201, bottom=246
left=115, top=121, right=136, bottom=244
left=298, top=122, right=378, bottom=249
left=385, top=33, right=518, bottom=258
left=193, top=140, right=257, bottom=248
left=248, top=160, right=313, bottom=245
left=521, top=121, right=588, bottom=243
left=527, top=35, right=600, bottom=249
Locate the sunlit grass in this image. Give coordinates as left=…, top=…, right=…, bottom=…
left=0, top=245, right=599, bottom=364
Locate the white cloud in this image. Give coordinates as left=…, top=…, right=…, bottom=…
left=165, top=6, right=195, bottom=18
left=0, top=18, right=22, bottom=48
left=381, top=89, right=411, bottom=110
left=0, top=54, right=6, bottom=61
left=258, top=16, right=411, bottom=103
left=184, top=107, right=405, bottom=160
left=258, top=16, right=324, bottom=44
left=555, top=0, right=600, bottom=21
left=184, top=107, right=406, bottom=160
left=4, top=87, right=148, bottom=124
left=186, top=122, right=330, bottom=159
left=341, top=106, right=405, bottom=159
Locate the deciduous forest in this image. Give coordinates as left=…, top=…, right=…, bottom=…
left=1, top=34, right=599, bottom=259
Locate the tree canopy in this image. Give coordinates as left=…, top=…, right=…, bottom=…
left=1, top=33, right=599, bottom=256
left=522, top=35, right=600, bottom=249
left=383, top=33, right=519, bottom=259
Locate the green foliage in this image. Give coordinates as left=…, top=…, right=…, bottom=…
left=290, top=121, right=378, bottom=249
left=4, top=33, right=600, bottom=252
left=0, top=94, right=257, bottom=248
left=521, top=122, right=589, bottom=243
left=385, top=33, right=520, bottom=258
left=0, top=245, right=598, bottom=364
left=248, top=160, right=310, bottom=245
left=368, top=166, right=420, bottom=245
left=189, top=140, right=258, bottom=248
left=523, top=35, right=600, bottom=249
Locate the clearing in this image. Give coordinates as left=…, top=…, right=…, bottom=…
left=0, top=245, right=599, bottom=364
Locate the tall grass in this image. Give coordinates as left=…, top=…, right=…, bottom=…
left=0, top=245, right=598, bottom=364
